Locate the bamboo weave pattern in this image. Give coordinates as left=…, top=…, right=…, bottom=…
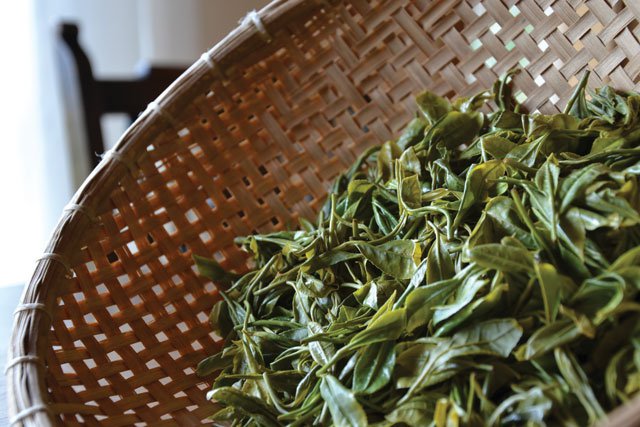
left=9, top=0, right=640, bottom=425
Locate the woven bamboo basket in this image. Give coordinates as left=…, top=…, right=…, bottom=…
left=8, top=0, right=640, bottom=425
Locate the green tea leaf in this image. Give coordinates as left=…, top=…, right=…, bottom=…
left=320, top=375, right=368, bottom=427
left=378, top=140, right=402, bottom=182
left=358, top=240, right=421, bottom=280
left=415, top=91, right=451, bottom=125
left=197, top=78, right=640, bottom=426
left=353, top=341, right=396, bottom=394
left=536, top=263, right=563, bottom=322
left=466, top=243, right=534, bottom=273
left=209, top=387, right=280, bottom=427
left=405, top=278, right=458, bottom=332
left=348, top=308, right=407, bottom=349
left=454, top=160, right=506, bottom=228
left=194, top=254, right=240, bottom=285
left=515, top=319, right=580, bottom=361
left=197, top=352, right=233, bottom=377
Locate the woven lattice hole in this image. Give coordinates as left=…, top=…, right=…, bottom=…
left=106, top=251, right=118, bottom=263
left=472, top=3, right=486, bottom=16
left=199, top=231, right=212, bottom=243
left=126, top=240, right=139, bottom=254
left=86, top=261, right=97, bottom=273
left=485, top=56, right=497, bottom=68
left=185, top=208, right=199, bottom=223
left=108, top=351, right=123, bottom=362
left=197, top=311, right=208, bottom=323
left=505, top=40, right=515, bottom=51
left=135, top=385, right=149, bottom=395
left=190, top=144, right=203, bottom=157
left=515, top=91, right=528, bottom=104
left=146, top=359, right=160, bottom=369
left=538, top=40, right=549, bottom=52
left=156, top=161, right=167, bottom=174
left=165, top=303, right=176, bottom=315
left=61, top=363, right=75, bottom=375
left=71, top=384, right=86, bottom=395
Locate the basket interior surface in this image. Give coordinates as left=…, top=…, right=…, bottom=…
left=9, top=0, right=640, bottom=425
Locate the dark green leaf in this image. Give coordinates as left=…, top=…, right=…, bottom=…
left=358, top=240, right=421, bottom=280
left=353, top=341, right=396, bottom=394
left=320, top=375, right=368, bottom=427
left=209, top=387, right=280, bottom=427
left=466, top=243, right=534, bottom=273
left=194, top=254, right=240, bottom=285
left=415, top=91, right=451, bottom=125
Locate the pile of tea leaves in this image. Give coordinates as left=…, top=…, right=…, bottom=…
left=195, top=71, right=640, bottom=426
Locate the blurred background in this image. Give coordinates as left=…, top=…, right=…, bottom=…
left=1, top=0, right=269, bottom=288
left=0, top=0, right=267, bottom=419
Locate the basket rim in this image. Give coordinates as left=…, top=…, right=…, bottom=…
left=6, top=1, right=328, bottom=425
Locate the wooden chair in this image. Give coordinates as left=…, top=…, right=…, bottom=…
left=58, top=23, right=186, bottom=169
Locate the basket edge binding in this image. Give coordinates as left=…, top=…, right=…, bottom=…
left=6, top=0, right=332, bottom=425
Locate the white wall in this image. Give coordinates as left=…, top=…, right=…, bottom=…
left=138, top=0, right=270, bottom=65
